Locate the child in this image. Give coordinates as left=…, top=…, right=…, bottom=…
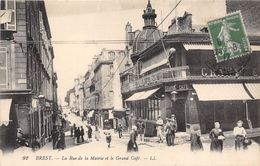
left=104, top=132, right=112, bottom=148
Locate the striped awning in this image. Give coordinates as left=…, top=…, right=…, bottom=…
left=192, top=84, right=252, bottom=101
left=245, top=83, right=260, bottom=99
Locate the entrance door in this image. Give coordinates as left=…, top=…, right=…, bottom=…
left=172, top=100, right=186, bottom=132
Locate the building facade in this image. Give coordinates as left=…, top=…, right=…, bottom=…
left=0, top=0, right=58, bottom=152
left=120, top=1, right=260, bottom=136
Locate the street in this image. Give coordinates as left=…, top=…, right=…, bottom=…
left=2, top=112, right=260, bottom=166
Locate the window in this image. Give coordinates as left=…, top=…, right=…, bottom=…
left=0, top=0, right=16, bottom=31
left=0, top=47, right=7, bottom=89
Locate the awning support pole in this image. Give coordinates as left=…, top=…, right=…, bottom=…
left=245, top=101, right=253, bottom=130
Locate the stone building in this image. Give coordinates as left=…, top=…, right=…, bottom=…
left=0, top=0, right=58, bottom=152
left=120, top=0, right=260, bottom=136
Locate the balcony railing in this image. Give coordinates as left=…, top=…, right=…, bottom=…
left=121, top=66, right=190, bottom=93
left=121, top=65, right=260, bottom=93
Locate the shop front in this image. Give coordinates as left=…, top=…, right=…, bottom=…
left=191, top=83, right=260, bottom=134
left=125, top=88, right=165, bottom=137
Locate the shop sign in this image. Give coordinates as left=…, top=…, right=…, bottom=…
left=165, top=84, right=190, bottom=92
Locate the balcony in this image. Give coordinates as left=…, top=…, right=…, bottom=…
left=121, top=65, right=260, bottom=93
left=121, top=66, right=190, bottom=93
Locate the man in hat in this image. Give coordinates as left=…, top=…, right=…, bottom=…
left=170, top=114, right=177, bottom=146
left=233, top=120, right=247, bottom=150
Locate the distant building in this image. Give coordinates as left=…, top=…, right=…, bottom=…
left=80, top=49, right=126, bottom=129
left=0, top=0, right=58, bottom=151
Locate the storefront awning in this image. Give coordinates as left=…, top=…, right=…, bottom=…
left=138, top=88, right=160, bottom=100
left=87, top=110, right=94, bottom=118
left=125, top=88, right=160, bottom=101
left=245, top=83, right=260, bottom=99
left=125, top=91, right=146, bottom=101
left=0, top=99, right=12, bottom=126
left=192, top=84, right=252, bottom=101
left=184, top=44, right=213, bottom=50
left=251, top=45, right=260, bottom=52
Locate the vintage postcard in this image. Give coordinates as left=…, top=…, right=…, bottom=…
left=0, top=0, right=260, bottom=166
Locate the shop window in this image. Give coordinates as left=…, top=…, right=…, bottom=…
left=0, top=47, right=8, bottom=89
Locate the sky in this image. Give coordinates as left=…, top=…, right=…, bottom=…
left=44, top=0, right=226, bottom=104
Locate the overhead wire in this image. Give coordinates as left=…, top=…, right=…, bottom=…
left=98, top=0, right=182, bottom=92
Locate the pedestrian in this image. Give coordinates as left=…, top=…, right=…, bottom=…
left=70, top=125, right=73, bottom=137
left=170, top=114, right=177, bottom=146
left=233, top=120, right=247, bottom=151
left=73, top=123, right=76, bottom=137
left=165, top=119, right=173, bottom=146
left=105, top=132, right=112, bottom=148
left=57, top=129, right=66, bottom=150
left=118, top=124, right=123, bottom=138
left=80, top=126, right=85, bottom=142
left=94, top=124, right=100, bottom=141
left=127, top=126, right=138, bottom=152
left=87, top=125, right=93, bottom=142
left=209, top=122, right=225, bottom=152
left=156, top=116, right=164, bottom=143
left=136, top=119, right=145, bottom=141
left=51, top=126, right=59, bottom=149
left=75, top=127, right=80, bottom=144
left=190, top=126, right=203, bottom=152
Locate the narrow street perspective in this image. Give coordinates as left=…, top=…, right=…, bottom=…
left=0, top=0, right=260, bottom=166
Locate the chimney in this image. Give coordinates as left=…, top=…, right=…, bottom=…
left=168, top=11, right=192, bottom=34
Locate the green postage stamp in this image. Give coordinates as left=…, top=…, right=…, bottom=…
left=207, top=11, right=251, bottom=62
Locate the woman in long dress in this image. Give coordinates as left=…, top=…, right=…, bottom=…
left=127, top=126, right=138, bottom=152
left=209, top=122, right=225, bottom=152
left=190, top=126, right=203, bottom=152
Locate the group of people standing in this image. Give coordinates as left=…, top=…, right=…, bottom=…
left=190, top=120, right=251, bottom=152
left=51, top=126, right=66, bottom=150
left=156, top=115, right=178, bottom=146
left=70, top=123, right=94, bottom=144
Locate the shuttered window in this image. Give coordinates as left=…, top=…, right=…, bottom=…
left=0, top=47, right=8, bottom=89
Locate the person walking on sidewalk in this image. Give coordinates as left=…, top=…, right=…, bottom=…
left=80, top=126, right=85, bottom=142
left=209, top=122, right=225, bottom=152
left=94, top=124, right=100, bottom=141
left=75, top=127, right=80, bottom=144
left=105, top=132, right=112, bottom=148
left=156, top=116, right=164, bottom=143
left=127, top=126, right=138, bottom=152
left=170, top=114, right=177, bottom=146
left=57, top=129, right=66, bottom=150
left=190, top=126, right=203, bottom=152
left=118, top=124, right=123, bottom=138
left=233, top=120, right=247, bottom=151
left=51, top=126, right=59, bottom=149
left=136, top=119, right=145, bottom=141
left=87, top=125, right=93, bottom=142
left=165, top=119, right=173, bottom=146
